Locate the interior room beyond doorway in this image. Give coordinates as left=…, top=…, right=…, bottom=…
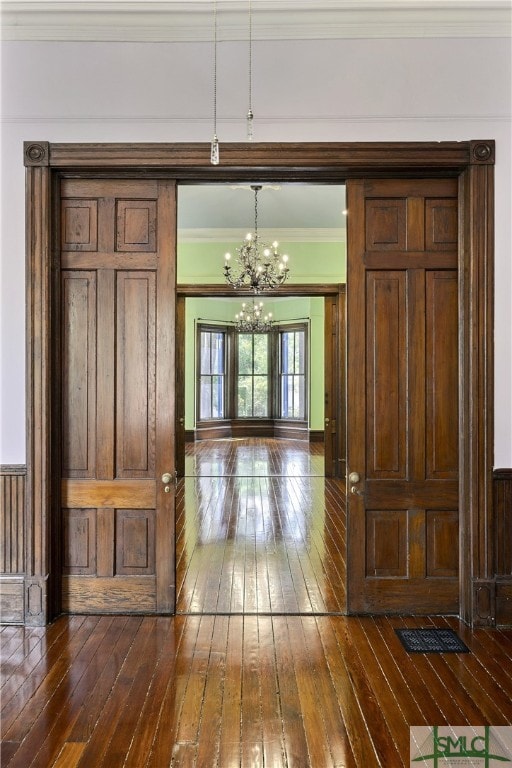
left=176, top=183, right=347, bottom=614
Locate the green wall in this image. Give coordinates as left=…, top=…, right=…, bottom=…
left=178, top=240, right=346, bottom=284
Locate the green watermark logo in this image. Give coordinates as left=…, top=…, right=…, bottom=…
left=410, top=726, right=512, bottom=767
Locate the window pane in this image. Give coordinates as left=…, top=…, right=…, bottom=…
left=287, top=333, right=295, bottom=374
left=200, top=376, right=212, bottom=419
left=253, top=376, right=268, bottom=417
left=281, top=374, right=289, bottom=417
left=281, top=333, right=288, bottom=374
left=200, top=332, right=211, bottom=374
left=295, top=331, right=305, bottom=374
left=279, top=328, right=306, bottom=420
left=253, top=334, right=268, bottom=375
left=212, top=375, right=224, bottom=418
left=237, top=375, right=252, bottom=417
left=238, top=335, right=253, bottom=374
left=211, top=332, right=224, bottom=374
left=293, top=375, right=303, bottom=418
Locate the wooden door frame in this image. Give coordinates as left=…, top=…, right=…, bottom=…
left=175, top=283, right=343, bottom=476
left=24, top=140, right=494, bottom=626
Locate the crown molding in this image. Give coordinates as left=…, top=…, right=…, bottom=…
left=2, top=1, right=511, bottom=42
left=2, top=113, right=510, bottom=125
left=179, top=227, right=346, bottom=243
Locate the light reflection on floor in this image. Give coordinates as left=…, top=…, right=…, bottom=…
left=184, top=437, right=325, bottom=477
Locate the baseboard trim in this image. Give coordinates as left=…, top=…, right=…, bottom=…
left=193, top=419, right=311, bottom=442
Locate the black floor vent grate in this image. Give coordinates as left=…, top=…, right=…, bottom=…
left=395, top=628, right=470, bottom=653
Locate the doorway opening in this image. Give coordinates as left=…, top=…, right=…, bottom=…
left=175, top=182, right=348, bottom=614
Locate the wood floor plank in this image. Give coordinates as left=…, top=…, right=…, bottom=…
left=146, top=616, right=204, bottom=768
left=299, top=617, right=355, bottom=767
left=71, top=618, right=155, bottom=767
left=376, top=617, right=467, bottom=726
left=285, top=616, right=334, bottom=766
left=241, top=617, right=264, bottom=767
left=22, top=617, right=120, bottom=768
left=1, top=617, right=85, bottom=709
left=258, top=618, right=288, bottom=767
left=171, top=616, right=216, bottom=757
left=123, top=617, right=187, bottom=768
left=271, top=617, right=309, bottom=768
left=193, top=615, right=229, bottom=767
left=423, top=617, right=512, bottom=724
left=2, top=616, right=100, bottom=742
left=218, top=616, right=243, bottom=768
left=330, top=616, right=404, bottom=767
left=392, top=616, right=509, bottom=725
left=344, top=618, right=412, bottom=763
left=67, top=616, right=137, bottom=742
left=51, top=743, right=86, bottom=768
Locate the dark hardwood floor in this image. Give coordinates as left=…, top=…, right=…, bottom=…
left=178, top=439, right=344, bottom=614
left=2, top=440, right=511, bottom=766
left=2, top=615, right=512, bottom=767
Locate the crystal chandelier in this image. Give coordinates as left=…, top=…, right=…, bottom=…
left=224, top=186, right=290, bottom=293
left=234, top=300, right=273, bottom=333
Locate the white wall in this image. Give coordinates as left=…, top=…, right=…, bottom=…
left=1, top=37, right=511, bottom=464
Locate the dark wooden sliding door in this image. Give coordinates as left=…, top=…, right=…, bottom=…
left=59, top=179, right=176, bottom=613
left=347, top=178, right=459, bottom=614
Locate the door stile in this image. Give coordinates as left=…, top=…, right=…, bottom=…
left=324, top=295, right=338, bottom=477
left=155, top=180, right=177, bottom=612
left=458, top=159, right=495, bottom=626
left=96, top=271, right=115, bottom=480
left=346, top=180, right=367, bottom=607
left=175, top=296, right=186, bottom=478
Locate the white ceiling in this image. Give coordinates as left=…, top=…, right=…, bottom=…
left=177, top=183, right=347, bottom=241
left=3, top=1, right=508, bottom=236
left=2, top=1, right=511, bottom=42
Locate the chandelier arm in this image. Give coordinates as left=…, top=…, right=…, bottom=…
left=223, top=186, right=290, bottom=293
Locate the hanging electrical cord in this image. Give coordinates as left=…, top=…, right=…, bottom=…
left=211, top=0, right=220, bottom=165
left=246, top=0, right=254, bottom=141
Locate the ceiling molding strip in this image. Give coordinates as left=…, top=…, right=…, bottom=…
left=2, top=114, right=510, bottom=125
left=2, top=1, right=511, bottom=42
left=179, top=227, right=346, bottom=243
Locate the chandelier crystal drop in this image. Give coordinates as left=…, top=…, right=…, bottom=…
left=234, top=300, right=273, bottom=333
left=224, top=185, right=290, bottom=293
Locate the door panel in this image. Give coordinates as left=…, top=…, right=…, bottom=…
left=115, top=272, right=156, bottom=478
left=366, top=271, right=407, bottom=478
left=60, top=178, right=176, bottom=614
left=61, top=272, right=96, bottom=477
left=425, top=272, right=458, bottom=478
left=347, top=178, right=459, bottom=614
